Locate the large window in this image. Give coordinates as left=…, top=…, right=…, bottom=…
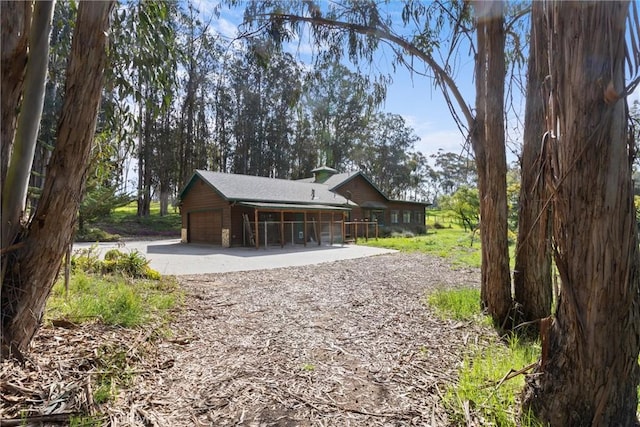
left=403, top=211, right=411, bottom=223
left=414, top=211, right=424, bottom=225
left=391, top=210, right=399, bottom=224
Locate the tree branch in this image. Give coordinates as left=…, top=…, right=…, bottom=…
left=250, top=12, right=475, bottom=129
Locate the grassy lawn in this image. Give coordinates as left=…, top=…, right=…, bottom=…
left=89, top=202, right=181, bottom=238
left=362, top=227, right=483, bottom=268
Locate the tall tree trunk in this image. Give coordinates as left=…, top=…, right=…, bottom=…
left=1, top=1, right=32, bottom=187
left=522, top=2, right=640, bottom=424
left=473, top=0, right=512, bottom=328
left=1, top=1, right=114, bottom=358
left=513, top=0, right=553, bottom=330
left=1, top=0, right=55, bottom=251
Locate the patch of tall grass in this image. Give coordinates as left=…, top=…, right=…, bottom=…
left=427, top=287, right=485, bottom=321
left=46, top=271, right=180, bottom=327
left=445, top=334, right=542, bottom=426
left=426, top=287, right=542, bottom=426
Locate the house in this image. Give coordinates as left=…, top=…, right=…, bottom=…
left=302, top=166, right=430, bottom=234
left=179, top=168, right=429, bottom=247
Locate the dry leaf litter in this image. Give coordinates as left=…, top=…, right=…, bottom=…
left=1, top=252, right=495, bottom=426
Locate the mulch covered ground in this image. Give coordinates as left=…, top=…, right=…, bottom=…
left=1, top=252, right=494, bottom=426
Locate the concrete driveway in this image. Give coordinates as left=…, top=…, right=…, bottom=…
left=73, top=239, right=396, bottom=275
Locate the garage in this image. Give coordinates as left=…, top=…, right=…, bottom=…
left=188, top=210, right=222, bottom=244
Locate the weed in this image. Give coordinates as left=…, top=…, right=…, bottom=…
left=302, top=363, right=315, bottom=372
left=92, top=344, right=136, bottom=404
left=426, top=287, right=484, bottom=321
left=444, top=335, right=541, bottom=426
left=46, top=272, right=181, bottom=327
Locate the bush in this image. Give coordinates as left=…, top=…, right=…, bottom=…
left=72, top=248, right=160, bottom=280
left=433, top=222, right=446, bottom=229
left=75, top=227, right=120, bottom=242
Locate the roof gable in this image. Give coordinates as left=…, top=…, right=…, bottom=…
left=323, top=171, right=389, bottom=200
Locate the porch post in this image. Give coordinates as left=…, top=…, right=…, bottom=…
left=254, top=208, right=259, bottom=249
left=330, top=212, right=334, bottom=245
left=280, top=211, right=285, bottom=248
left=318, top=211, right=322, bottom=245
left=342, top=213, right=346, bottom=247
left=303, top=211, right=308, bottom=247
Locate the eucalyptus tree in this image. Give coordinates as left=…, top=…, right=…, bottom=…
left=303, top=62, right=382, bottom=171
left=512, top=0, right=553, bottom=329
left=1, top=1, right=115, bottom=357
left=357, top=112, right=421, bottom=199
left=521, top=2, right=640, bottom=423
left=262, top=52, right=304, bottom=177
left=109, top=0, right=179, bottom=217
left=177, top=1, right=221, bottom=187
left=430, top=149, right=477, bottom=196
left=29, top=4, right=76, bottom=212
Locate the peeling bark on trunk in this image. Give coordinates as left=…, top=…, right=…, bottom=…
left=522, top=2, right=640, bottom=424
left=1, top=1, right=32, bottom=186
left=513, top=1, right=553, bottom=329
left=473, top=0, right=513, bottom=329
left=1, top=1, right=114, bottom=357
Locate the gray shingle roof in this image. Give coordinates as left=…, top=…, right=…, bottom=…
left=191, top=170, right=353, bottom=207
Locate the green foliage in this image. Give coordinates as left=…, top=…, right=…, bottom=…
left=427, top=288, right=483, bottom=321
left=78, top=184, right=132, bottom=231
left=75, top=227, right=121, bottom=242
left=362, top=228, right=483, bottom=268
left=95, top=202, right=181, bottom=237
left=71, top=247, right=160, bottom=280
left=47, top=270, right=180, bottom=328
left=444, top=335, right=541, bottom=426
left=438, top=186, right=480, bottom=232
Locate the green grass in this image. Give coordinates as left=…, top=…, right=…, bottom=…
left=426, top=286, right=542, bottom=426
left=45, top=270, right=182, bottom=406
left=427, top=287, right=486, bottom=321
left=90, top=201, right=181, bottom=238
left=362, top=227, right=483, bottom=268
left=445, top=335, right=542, bottom=426
left=46, top=271, right=180, bottom=327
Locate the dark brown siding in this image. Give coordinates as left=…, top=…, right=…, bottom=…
left=180, top=177, right=231, bottom=243
left=333, top=175, right=386, bottom=220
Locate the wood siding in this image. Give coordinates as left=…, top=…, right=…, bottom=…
left=333, top=175, right=386, bottom=220
left=333, top=175, right=426, bottom=233
left=180, top=178, right=231, bottom=243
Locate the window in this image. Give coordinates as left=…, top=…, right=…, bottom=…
left=391, top=210, right=399, bottom=224
left=415, top=211, right=424, bottom=225
left=403, top=211, right=411, bottom=223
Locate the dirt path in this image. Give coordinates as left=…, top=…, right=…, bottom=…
left=2, top=252, right=491, bottom=426
left=114, top=252, right=488, bottom=426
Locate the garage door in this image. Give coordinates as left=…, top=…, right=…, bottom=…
left=189, top=210, right=222, bottom=244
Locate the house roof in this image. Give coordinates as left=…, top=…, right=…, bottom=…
left=299, top=170, right=431, bottom=206
left=181, top=170, right=354, bottom=208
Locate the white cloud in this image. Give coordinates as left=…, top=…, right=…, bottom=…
left=402, top=114, right=468, bottom=159
left=213, top=17, right=240, bottom=39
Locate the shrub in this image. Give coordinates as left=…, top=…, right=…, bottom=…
left=433, top=222, right=446, bottom=229
left=75, top=227, right=120, bottom=242
left=72, top=248, right=160, bottom=280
